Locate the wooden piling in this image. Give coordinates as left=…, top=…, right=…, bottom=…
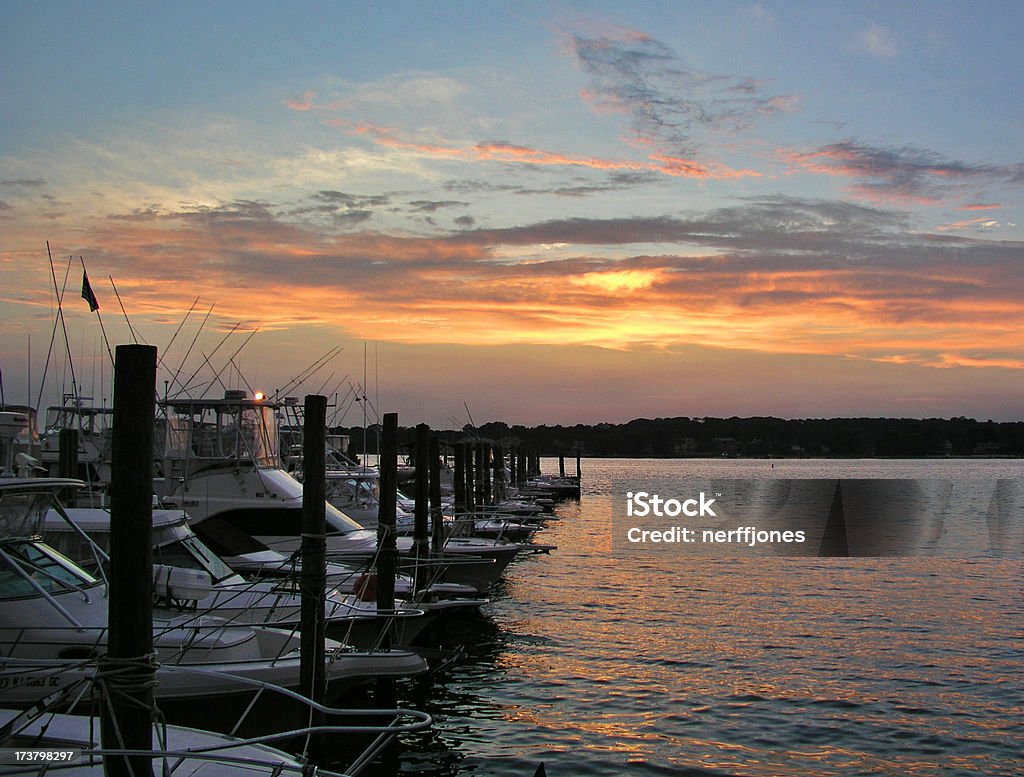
left=103, top=344, right=156, bottom=777
left=482, top=444, right=492, bottom=506
left=474, top=444, right=486, bottom=508
left=463, top=442, right=475, bottom=514
left=300, top=394, right=327, bottom=721
left=413, top=423, right=430, bottom=593
left=376, top=413, right=398, bottom=704
left=58, top=428, right=79, bottom=507
left=453, top=441, right=466, bottom=514
left=494, top=444, right=505, bottom=503
left=558, top=454, right=565, bottom=478
left=430, top=437, right=444, bottom=554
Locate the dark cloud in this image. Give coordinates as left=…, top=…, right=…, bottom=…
left=407, top=200, right=468, bottom=213
left=449, top=196, right=907, bottom=252
left=571, top=31, right=795, bottom=156
left=179, top=200, right=280, bottom=223
left=443, top=179, right=522, bottom=194
left=454, top=215, right=475, bottom=227
left=288, top=190, right=393, bottom=224
left=0, top=178, right=46, bottom=188
left=333, top=210, right=373, bottom=224
left=312, top=190, right=390, bottom=208
left=786, top=141, right=1024, bottom=202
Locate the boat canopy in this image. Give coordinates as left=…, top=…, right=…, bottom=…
left=162, top=396, right=279, bottom=469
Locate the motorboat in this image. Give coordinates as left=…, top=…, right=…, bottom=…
left=40, top=505, right=432, bottom=649
left=155, top=392, right=526, bottom=593
left=0, top=478, right=428, bottom=706
left=191, top=518, right=486, bottom=614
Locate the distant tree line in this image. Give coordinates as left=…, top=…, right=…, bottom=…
left=337, top=416, right=1024, bottom=459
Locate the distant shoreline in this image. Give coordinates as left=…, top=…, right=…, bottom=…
left=340, top=416, right=1024, bottom=459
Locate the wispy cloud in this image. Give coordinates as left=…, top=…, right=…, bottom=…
left=566, top=27, right=797, bottom=158
left=326, top=119, right=758, bottom=180
left=855, top=22, right=899, bottom=61
left=284, top=90, right=317, bottom=111
left=781, top=141, right=1024, bottom=204
left=936, top=216, right=1005, bottom=233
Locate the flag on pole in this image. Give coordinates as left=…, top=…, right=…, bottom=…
left=81, top=270, right=100, bottom=312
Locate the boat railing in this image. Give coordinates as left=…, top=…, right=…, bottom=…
left=1, top=657, right=433, bottom=776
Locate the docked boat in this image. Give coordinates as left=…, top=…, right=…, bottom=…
left=40, top=505, right=433, bottom=649
left=0, top=478, right=428, bottom=706
left=0, top=665, right=431, bottom=776
left=155, top=392, right=525, bottom=593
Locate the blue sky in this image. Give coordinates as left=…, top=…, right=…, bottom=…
left=2, top=2, right=1023, bottom=426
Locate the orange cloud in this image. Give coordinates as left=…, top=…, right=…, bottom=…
left=8, top=200, right=1024, bottom=382
left=284, top=90, right=317, bottom=111
left=326, top=119, right=758, bottom=180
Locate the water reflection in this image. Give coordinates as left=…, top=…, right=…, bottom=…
left=187, top=459, right=1023, bottom=776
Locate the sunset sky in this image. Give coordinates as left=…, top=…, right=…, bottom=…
left=2, top=2, right=1023, bottom=427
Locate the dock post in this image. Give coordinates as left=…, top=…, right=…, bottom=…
left=482, top=444, right=492, bottom=506
left=103, top=344, right=156, bottom=777
left=453, top=440, right=466, bottom=515
left=464, top=442, right=475, bottom=515
left=413, top=423, right=430, bottom=593
left=58, top=428, right=79, bottom=507
left=376, top=413, right=399, bottom=704
left=558, top=454, right=565, bottom=478
left=300, top=394, right=327, bottom=728
left=430, top=436, right=444, bottom=554
left=474, top=444, right=486, bottom=508
left=494, top=444, right=505, bottom=502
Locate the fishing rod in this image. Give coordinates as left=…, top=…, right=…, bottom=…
left=172, top=320, right=242, bottom=399
left=274, top=346, right=343, bottom=399
left=195, top=327, right=259, bottom=400
left=167, top=303, right=217, bottom=398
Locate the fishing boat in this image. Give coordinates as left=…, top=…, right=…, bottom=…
left=0, top=478, right=428, bottom=706
left=155, top=391, right=525, bottom=593
left=40, top=505, right=433, bottom=649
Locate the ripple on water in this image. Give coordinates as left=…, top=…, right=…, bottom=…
left=370, top=461, right=1024, bottom=776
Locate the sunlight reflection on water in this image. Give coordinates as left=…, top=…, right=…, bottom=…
left=376, top=459, right=1023, bottom=776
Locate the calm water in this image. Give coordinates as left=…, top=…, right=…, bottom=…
left=375, top=459, right=1024, bottom=776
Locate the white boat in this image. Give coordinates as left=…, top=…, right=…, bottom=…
left=156, top=392, right=526, bottom=593
left=0, top=479, right=428, bottom=706
left=41, top=506, right=434, bottom=649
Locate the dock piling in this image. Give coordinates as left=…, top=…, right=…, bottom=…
left=103, top=344, right=157, bottom=777
left=377, top=413, right=399, bottom=704
left=413, top=423, right=430, bottom=593
left=300, top=394, right=328, bottom=722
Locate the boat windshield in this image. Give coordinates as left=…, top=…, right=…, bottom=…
left=0, top=539, right=98, bottom=600
left=154, top=536, right=242, bottom=585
